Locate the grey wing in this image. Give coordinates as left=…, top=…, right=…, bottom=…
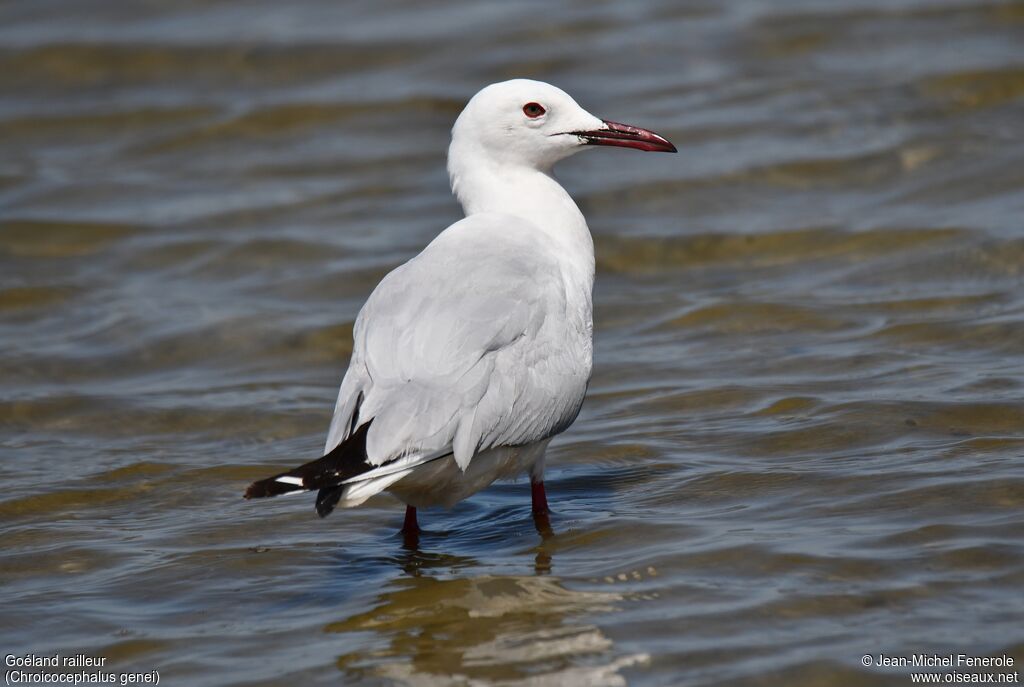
left=324, top=214, right=592, bottom=470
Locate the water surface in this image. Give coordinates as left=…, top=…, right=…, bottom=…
left=2, top=1, right=1023, bottom=685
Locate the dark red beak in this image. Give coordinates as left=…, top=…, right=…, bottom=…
left=572, top=119, right=677, bottom=153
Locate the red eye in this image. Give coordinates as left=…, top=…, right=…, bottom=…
left=522, top=102, right=546, bottom=118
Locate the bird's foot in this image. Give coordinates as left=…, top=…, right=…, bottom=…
left=400, top=505, right=421, bottom=549
left=401, top=505, right=420, bottom=533
left=530, top=480, right=554, bottom=538
left=532, top=510, right=554, bottom=539
left=530, top=480, right=550, bottom=516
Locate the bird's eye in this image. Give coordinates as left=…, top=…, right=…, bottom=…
left=522, top=102, right=546, bottom=118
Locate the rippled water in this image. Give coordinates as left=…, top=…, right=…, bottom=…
left=2, top=1, right=1023, bottom=685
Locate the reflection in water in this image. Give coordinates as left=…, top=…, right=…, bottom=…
left=533, top=511, right=555, bottom=575
left=327, top=569, right=647, bottom=686
left=398, top=509, right=557, bottom=575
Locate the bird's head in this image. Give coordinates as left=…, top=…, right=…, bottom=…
left=450, top=79, right=676, bottom=172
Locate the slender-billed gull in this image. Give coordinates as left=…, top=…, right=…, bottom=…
left=245, top=79, right=675, bottom=534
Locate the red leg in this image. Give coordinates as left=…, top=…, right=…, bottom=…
left=402, top=505, right=420, bottom=534
left=531, top=480, right=550, bottom=515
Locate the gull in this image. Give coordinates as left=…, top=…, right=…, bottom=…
left=244, top=79, right=675, bottom=535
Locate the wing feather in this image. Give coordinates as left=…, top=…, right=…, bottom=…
left=324, top=213, right=591, bottom=471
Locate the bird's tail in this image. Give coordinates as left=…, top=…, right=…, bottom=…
left=245, top=420, right=455, bottom=517
left=244, top=422, right=375, bottom=516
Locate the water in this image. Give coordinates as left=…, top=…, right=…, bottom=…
left=2, top=1, right=1023, bottom=685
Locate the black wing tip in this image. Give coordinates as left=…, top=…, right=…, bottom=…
left=244, top=476, right=304, bottom=500
left=244, top=420, right=374, bottom=505
left=315, top=486, right=343, bottom=518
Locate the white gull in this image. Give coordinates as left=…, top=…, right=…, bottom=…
left=245, top=79, right=675, bottom=534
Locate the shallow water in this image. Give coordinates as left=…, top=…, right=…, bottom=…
left=2, top=1, right=1023, bottom=685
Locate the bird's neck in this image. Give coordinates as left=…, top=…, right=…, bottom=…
left=447, top=149, right=595, bottom=287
